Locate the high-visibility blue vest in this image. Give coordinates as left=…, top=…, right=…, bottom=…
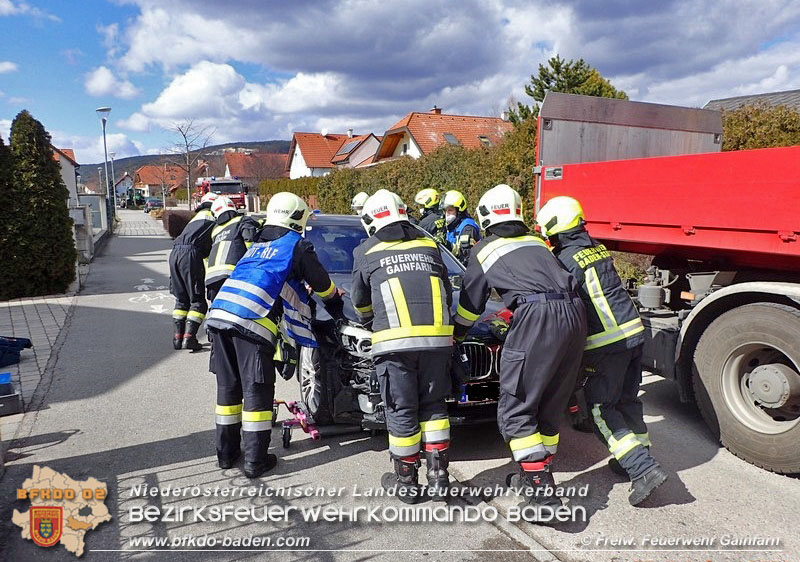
left=445, top=217, right=480, bottom=249
left=206, top=231, right=317, bottom=348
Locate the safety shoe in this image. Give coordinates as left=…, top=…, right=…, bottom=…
left=218, top=452, right=240, bottom=469
left=507, top=461, right=563, bottom=524
left=243, top=454, right=278, bottom=478
left=629, top=465, right=668, bottom=506
left=173, top=320, right=185, bottom=350
left=381, top=455, right=422, bottom=504
left=183, top=335, right=203, bottom=351
left=424, top=446, right=451, bottom=502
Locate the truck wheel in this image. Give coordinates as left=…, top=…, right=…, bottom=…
left=693, top=303, right=800, bottom=473
left=297, top=346, right=333, bottom=425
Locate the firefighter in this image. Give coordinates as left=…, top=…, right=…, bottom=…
left=351, top=189, right=454, bottom=503
left=351, top=191, right=369, bottom=215
left=441, top=190, right=480, bottom=265
left=205, top=196, right=260, bottom=302
left=454, top=184, right=587, bottom=521
left=536, top=196, right=668, bottom=506
left=205, top=193, right=343, bottom=478
left=414, top=188, right=445, bottom=242
left=169, top=191, right=218, bottom=351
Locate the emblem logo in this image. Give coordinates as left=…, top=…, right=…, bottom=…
left=30, top=506, right=63, bottom=548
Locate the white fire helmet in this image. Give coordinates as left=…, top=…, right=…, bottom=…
left=351, top=191, right=369, bottom=215
left=265, top=192, right=310, bottom=233
left=200, top=191, right=219, bottom=205
left=211, top=196, right=237, bottom=219
left=360, top=189, right=408, bottom=236
left=475, top=184, right=523, bottom=230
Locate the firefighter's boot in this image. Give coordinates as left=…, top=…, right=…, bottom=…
left=381, top=455, right=422, bottom=504
left=183, top=320, right=203, bottom=351
left=424, top=444, right=451, bottom=502
left=173, top=319, right=185, bottom=350
left=629, top=465, right=668, bottom=506
left=506, top=458, right=563, bottom=524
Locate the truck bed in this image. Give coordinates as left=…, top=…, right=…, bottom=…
left=539, top=145, right=800, bottom=271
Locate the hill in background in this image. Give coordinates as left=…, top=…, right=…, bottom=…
left=79, top=139, right=290, bottom=191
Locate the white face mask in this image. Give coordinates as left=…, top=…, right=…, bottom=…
left=445, top=213, right=457, bottom=225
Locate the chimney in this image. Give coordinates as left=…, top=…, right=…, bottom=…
left=347, top=128, right=353, bottom=138
left=501, top=110, right=510, bottom=121
left=430, top=105, right=442, bottom=115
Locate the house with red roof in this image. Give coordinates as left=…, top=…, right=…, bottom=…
left=286, top=131, right=352, bottom=179
left=372, top=106, right=513, bottom=164
left=52, top=146, right=80, bottom=205
left=134, top=164, right=187, bottom=197
left=330, top=133, right=382, bottom=169
left=224, top=152, right=287, bottom=188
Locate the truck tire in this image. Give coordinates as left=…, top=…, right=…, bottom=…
left=693, top=303, right=800, bottom=473
left=297, top=346, right=334, bottom=425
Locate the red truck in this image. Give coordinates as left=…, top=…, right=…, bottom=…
left=192, top=176, right=249, bottom=210
left=535, top=93, right=800, bottom=473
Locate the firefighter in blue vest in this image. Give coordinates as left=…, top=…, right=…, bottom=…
left=205, top=196, right=259, bottom=302
left=536, top=196, right=667, bottom=506
left=351, top=189, right=454, bottom=503
left=454, top=184, right=587, bottom=521
left=205, top=192, right=344, bottom=478
left=169, top=191, right=218, bottom=351
left=441, top=190, right=480, bottom=265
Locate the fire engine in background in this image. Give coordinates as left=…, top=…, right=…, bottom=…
left=535, top=93, right=800, bottom=473
left=192, top=176, right=249, bottom=210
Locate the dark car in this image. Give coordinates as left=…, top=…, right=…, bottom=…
left=295, top=214, right=507, bottom=430
left=143, top=197, right=163, bottom=213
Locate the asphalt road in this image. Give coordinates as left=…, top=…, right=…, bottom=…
left=0, top=210, right=797, bottom=562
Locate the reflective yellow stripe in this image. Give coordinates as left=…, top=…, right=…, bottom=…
left=212, top=216, right=241, bottom=239
left=254, top=317, right=278, bottom=335
left=372, top=324, right=454, bottom=343
left=388, top=432, right=421, bottom=447
left=366, top=239, right=437, bottom=254
left=173, top=310, right=188, bottom=318
left=207, top=264, right=236, bottom=274
left=591, top=404, right=614, bottom=441
left=456, top=303, right=480, bottom=322
left=388, top=278, right=411, bottom=327
left=541, top=434, right=559, bottom=446
left=315, top=279, right=336, bottom=299
left=419, top=419, right=450, bottom=432
left=585, top=318, right=645, bottom=350
left=242, top=410, right=273, bottom=422
left=354, top=303, right=373, bottom=314
left=609, top=433, right=640, bottom=460
left=586, top=267, right=615, bottom=330
left=245, top=241, right=253, bottom=248
left=635, top=433, right=651, bottom=447
left=476, top=235, right=546, bottom=264
left=430, top=278, right=442, bottom=326
left=187, top=311, right=205, bottom=321
left=509, top=433, right=542, bottom=451
left=190, top=210, right=214, bottom=223
left=216, top=404, right=243, bottom=415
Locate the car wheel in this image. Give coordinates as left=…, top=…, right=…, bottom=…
left=297, top=346, right=334, bottom=424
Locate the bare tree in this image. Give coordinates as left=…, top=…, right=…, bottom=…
left=166, top=120, right=215, bottom=204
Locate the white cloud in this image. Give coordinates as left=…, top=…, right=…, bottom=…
left=50, top=130, right=143, bottom=164
left=0, top=0, right=59, bottom=21
left=0, top=118, right=11, bottom=141
left=97, top=23, right=119, bottom=58
left=85, top=66, right=140, bottom=100
left=0, top=61, right=18, bottom=73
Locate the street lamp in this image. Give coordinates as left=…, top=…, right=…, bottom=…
left=95, top=106, right=113, bottom=226
left=109, top=151, right=117, bottom=209
left=97, top=167, right=102, bottom=192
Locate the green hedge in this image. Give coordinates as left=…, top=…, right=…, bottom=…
left=258, top=177, right=321, bottom=208
left=162, top=210, right=193, bottom=239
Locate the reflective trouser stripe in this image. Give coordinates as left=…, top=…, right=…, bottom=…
left=420, top=418, right=450, bottom=443
left=609, top=432, right=640, bottom=460
left=455, top=303, right=480, bottom=327
left=585, top=318, right=645, bottom=350
left=388, top=278, right=411, bottom=326
left=173, top=309, right=188, bottom=320
left=541, top=433, right=559, bottom=455
left=591, top=404, right=614, bottom=441
left=242, top=410, right=273, bottom=432
left=389, top=431, right=421, bottom=457
left=509, top=433, right=546, bottom=461
left=635, top=433, right=651, bottom=447
left=380, top=281, right=400, bottom=328
left=187, top=310, right=205, bottom=321
left=216, top=404, right=242, bottom=425
left=430, top=278, right=443, bottom=327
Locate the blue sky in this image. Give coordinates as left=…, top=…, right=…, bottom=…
left=2, top=0, right=800, bottom=164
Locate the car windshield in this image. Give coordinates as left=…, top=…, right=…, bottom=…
left=211, top=182, right=243, bottom=194
left=305, top=220, right=463, bottom=276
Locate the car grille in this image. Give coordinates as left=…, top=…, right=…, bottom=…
left=459, top=342, right=500, bottom=380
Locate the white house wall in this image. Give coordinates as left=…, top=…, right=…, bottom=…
left=390, top=132, right=422, bottom=159
left=57, top=155, right=79, bottom=205
left=289, top=145, right=312, bottom=179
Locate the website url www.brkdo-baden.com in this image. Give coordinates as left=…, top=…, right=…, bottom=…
left=127, top=533, right=311, bottom=550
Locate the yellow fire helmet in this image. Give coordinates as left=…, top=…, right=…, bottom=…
left=441, top=190, right=467, bottom=212
left=414, top=188, right=440, bottom=210
left=535, top=196, right=585, bottom=237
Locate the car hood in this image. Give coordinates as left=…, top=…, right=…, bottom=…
left=312, top=273, right=507, bottom=339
